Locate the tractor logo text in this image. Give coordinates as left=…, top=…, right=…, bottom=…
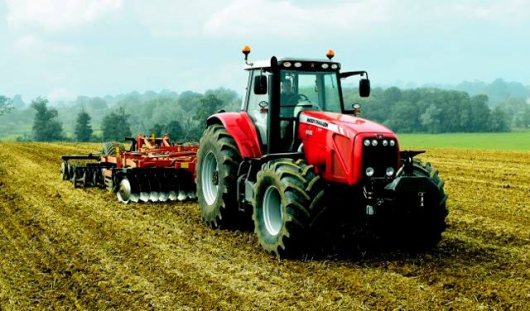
left=306, top=117, right=329, bottom=128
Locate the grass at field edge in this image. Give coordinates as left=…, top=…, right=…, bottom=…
left=398, top=131, right=530, bottom=150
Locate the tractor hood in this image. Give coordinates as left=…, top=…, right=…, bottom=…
left=299, top=110, right=395, bottom=137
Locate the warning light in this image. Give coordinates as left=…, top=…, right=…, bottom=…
left=242, top=45, right=251, bottom=63
left=326, top=49, right=335, bottom=60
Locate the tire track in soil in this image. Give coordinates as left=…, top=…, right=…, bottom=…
left=2, top=143, right=530, bottom=309
left=3, top=143, right=306, bottom=310
left=1, top=143, right=239, bottom=309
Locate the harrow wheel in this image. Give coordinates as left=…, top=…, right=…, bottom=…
left=61, top=162, right=69, bottom=180
left=252, top=158, right=325, bottom=258
left=197, top=124, right=242, bottom=229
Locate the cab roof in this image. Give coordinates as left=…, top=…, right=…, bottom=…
left=245, top=57, right=341, bottom=71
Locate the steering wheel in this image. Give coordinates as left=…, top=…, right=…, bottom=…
left=288, top=94, right=310, bottom=105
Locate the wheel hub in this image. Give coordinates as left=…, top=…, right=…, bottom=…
left=263, top=185, right=283, bottom=236
left=211, top=171, right=219, bottom=186
left=201, top=151, right=219, bottom=206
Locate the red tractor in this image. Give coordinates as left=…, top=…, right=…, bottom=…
left=196, top=47, right=448, bottom=257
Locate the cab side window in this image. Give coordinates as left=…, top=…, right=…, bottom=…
left=247, top=70, right=269, bottom=145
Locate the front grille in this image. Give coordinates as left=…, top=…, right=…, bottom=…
left=361, top=137, right=398, bottom=180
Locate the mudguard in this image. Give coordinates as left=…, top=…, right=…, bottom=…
left=207, top=111, right=262, bottom=158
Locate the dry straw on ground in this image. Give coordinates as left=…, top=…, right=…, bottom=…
left=0, top=142, right=528, bottom=310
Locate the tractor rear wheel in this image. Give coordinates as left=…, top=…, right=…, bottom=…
left=196, top=124, right=242, bottom=229
left=386, top=160, right=448, bottom=251
left=252, top=158, right=325, bottom=258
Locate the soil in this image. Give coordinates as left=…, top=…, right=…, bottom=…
left=0, top=142, right=528, bottom=310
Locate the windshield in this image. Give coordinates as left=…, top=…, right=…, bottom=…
left=280, top=70, right=342, bottom=117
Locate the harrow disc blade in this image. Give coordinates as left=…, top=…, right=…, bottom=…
left=140, top=192, right=150, bottom=202
left=149, top=191, right=160, bottom=202
left=130, top=193, right=140, bottom=203
left=177, top=190, right=187, bottom=201
left=187, top=190, right=197, bottom=200
left=159, top=192, right=169, bottom=202
left=117, top=179, right=132, bottom=204
left=126, top=174, right=141, bottom=203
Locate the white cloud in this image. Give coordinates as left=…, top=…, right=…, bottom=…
left=47, top=87, right=77, bottom=102
left=6, top=0, right=123, bottom=32
left=12, top=35, right=78, bottom=56
left=133, top=0, right=226, bottom=37
left=203, top=0, right=530, bottom=37
left=203, top=0, right=391, bottom=37
left=446, top=0, right=530, bottom=24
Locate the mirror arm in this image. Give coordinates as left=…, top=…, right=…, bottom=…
left=340, top=71, right=368, bottom=79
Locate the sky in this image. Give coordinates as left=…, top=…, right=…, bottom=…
left=1, top=0, right=529, bottom=103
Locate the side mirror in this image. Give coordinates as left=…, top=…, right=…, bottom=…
left=254, top=75, right=267, bottom=95
left=359, top=78, right=370, bottom=97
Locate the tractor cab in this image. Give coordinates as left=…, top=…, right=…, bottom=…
left=241, top=46, right=370, bottom=154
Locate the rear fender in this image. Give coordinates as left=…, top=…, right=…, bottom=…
left=207, top=112, right=262, bottom=158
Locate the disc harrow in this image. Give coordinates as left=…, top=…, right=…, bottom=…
left=61, top=133, right=198, bottom=204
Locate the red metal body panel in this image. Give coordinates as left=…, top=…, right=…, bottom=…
left=207, top=111, right=262, bottom=158
left=297, top=110, right=399, bottom=185
left=99, top=145, right=198, bottom=177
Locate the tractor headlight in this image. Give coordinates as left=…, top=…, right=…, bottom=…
left=365, top=167, right=375, bottom=177
left=386, top=167, right=395, bottom=177
left=382, top=140, right=388, bottom=147
left=364, top=140, right=370, bottom=147
left=389, top=139, right=396, bottom=147
left=371, top=139, right=378, bottom=147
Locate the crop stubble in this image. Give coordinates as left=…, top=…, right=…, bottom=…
left=0, top=142, right=528, bottom=310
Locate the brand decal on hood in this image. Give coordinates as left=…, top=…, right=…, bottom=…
left=299, top=114, right=343, bottom=135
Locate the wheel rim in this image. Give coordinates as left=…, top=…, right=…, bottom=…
left=201, top=151, right=219, bottom=205
left=263, top=185, right=283, bottom=236
left=117, top=178, right=131, bottom=204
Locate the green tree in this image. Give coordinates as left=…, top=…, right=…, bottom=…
left=194, top=94, right=224, bottom=123
left=166, top=120, right=184, bottom=141
left=469, top=95, right=491, bottom=132
left=31, top=97, right=64, bottom=141
left=489, top=107, right=510, bottom=132
left=101, top=107, right=132, bottom=141
left=523, top=105, right=530, bottom=128
left=0, top=95, right=13, bottom=116
left=149, top=123, right=165, bottom=137
left=178, top=91, right=203, bottom=112
left=420, top=104, right=442, bottom=133
left=386, top=101, right=420, bottom=133
left=74, top=110, right=93, bottom=142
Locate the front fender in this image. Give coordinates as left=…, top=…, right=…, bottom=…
left=207, top=112, right=262, bottom=158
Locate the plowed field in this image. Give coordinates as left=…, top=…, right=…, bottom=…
left=0, top=142, right=529, bottom=310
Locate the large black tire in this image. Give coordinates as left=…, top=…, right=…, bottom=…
left=252, top=158, right=325, bottom=258
left=196, top=124, right=242, bottom=229
left=385, top=159, right=449, bottom=251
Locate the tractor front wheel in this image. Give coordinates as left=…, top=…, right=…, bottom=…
left=253, top=158, right=325, bottom=258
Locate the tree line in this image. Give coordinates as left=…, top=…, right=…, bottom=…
left=344, top=87, right=529, bottom=133
left=5, top=88, right=239, bottom=143
left=1, top=84, right=529, bottom=142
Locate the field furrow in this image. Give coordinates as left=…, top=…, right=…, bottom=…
left=1, top=142, right=529, bottom=310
